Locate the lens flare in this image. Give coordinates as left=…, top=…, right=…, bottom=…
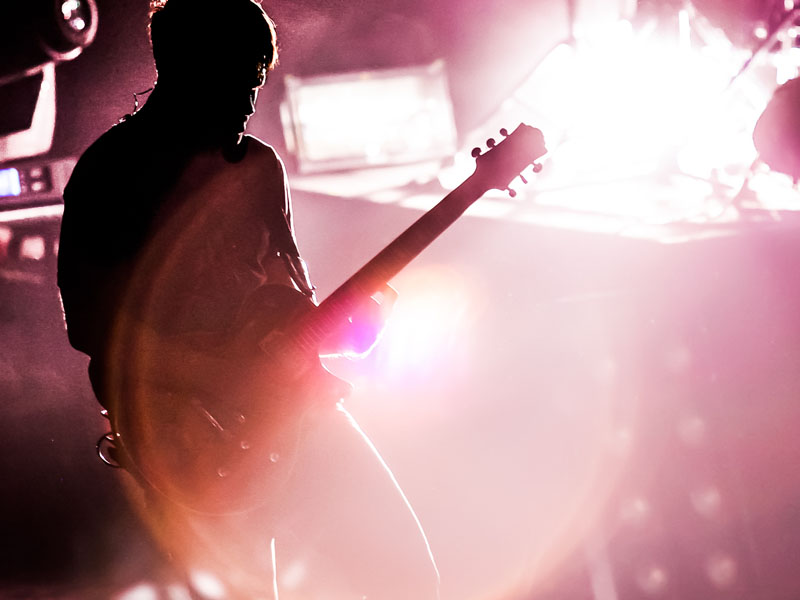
left=371, top=264, right=479, bottom=386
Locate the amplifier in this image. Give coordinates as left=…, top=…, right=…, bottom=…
left=0, top=157, right=75, bottom=208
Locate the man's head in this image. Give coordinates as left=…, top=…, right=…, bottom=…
left=148, top=0, right=278, bottom=141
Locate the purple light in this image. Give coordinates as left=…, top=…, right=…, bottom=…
left=0, top=168, right=21, bottom=197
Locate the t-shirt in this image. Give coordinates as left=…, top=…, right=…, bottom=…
left=57, top=112, right=314, bottom=407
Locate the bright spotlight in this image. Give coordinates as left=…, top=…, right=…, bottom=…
left=475, top=10, right=783, bottom=232
left=281, top=60, right=457, bottom=173
left=0, top=168, right=22, bottom=197
left=516, top=21, right=756, bottom=186
left=60, top=0, right=95, bottom=39
left=368, top=265, right=478, bottom=385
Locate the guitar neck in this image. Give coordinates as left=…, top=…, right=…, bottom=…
left=301, top=174, right=485, bottom=349
left=287, top=123, right=546, bottom=352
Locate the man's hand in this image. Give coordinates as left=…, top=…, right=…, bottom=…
left=321, top=283, right=398, bottom=359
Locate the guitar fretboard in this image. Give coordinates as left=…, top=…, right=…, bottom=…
left=295, top=175, right=484, bottom=353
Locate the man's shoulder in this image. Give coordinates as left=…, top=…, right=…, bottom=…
left=65, top=120, right=139, bottom=198
left=243, top=135, right=284, bottom=171
left=79, top=119, right=139, bottom=166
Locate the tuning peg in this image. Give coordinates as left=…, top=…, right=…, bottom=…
left=486, top=138, right=496, bottom=148
left=533, top=163, right=543, bottom=173
left=500, top=128, right=508, bottom=137
left=507, top=188, right=517, bottom=198
left=471, top=147, right=482, bottom=158
left=519, top=174, right=528, bottom=185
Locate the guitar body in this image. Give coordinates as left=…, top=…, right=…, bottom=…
left=113, top=284, right=350, bottom=514
left=110, top=123, right=546, bottom=515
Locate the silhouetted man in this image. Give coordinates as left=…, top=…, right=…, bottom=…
left=58, top=1, right=439, bottom=597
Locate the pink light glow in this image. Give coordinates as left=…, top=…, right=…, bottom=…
left=516, top=21, right=759, bottom=181
left=482, top=17, right=780, bottom=231
left=371, top=264, right=479, bottom=385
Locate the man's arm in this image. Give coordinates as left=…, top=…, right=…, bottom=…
left=319, top=283, right=398, bottom=359
left=249, top=139, right=397, bottom=358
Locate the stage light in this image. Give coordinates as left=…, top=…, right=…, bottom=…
left=0, top=0, right=98, bottom=81
left=518, top=23, right=752, bottom=185
left=0, top=63, right=57, bottom=161
left=0, top=168, right=22, bottom=197
left=281, top=61, right=457, bottom=173
left=474, top=8, right=784, bottom=233
left=56, top=0, right=97, bottom=54
left=0, top=0, right=97, bottom=161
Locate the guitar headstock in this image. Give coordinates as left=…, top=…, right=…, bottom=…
left=471, top=124, right=547, bottom=197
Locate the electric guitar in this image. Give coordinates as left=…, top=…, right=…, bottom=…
left=113, top=124, right=547, bottom=514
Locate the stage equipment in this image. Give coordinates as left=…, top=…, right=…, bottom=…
left=0, top=156, right=73, bottom=283
left=0, top=158, right=75, bottom=209
left=435, top=0, right=800, bottom=238
left=0, top=65, right=58, bottom=163
left=753, top=76, right=800, bottom=181
left=0, top=203, right=63, bottom=285
left=0, top=0, right=98, bottom=83
left=280, top=60, right=457, bottom=173
left=0, top=1, right=98, bottom=163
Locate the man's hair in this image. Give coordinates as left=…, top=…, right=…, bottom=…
left=148, top=0, right=278, bottom=84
